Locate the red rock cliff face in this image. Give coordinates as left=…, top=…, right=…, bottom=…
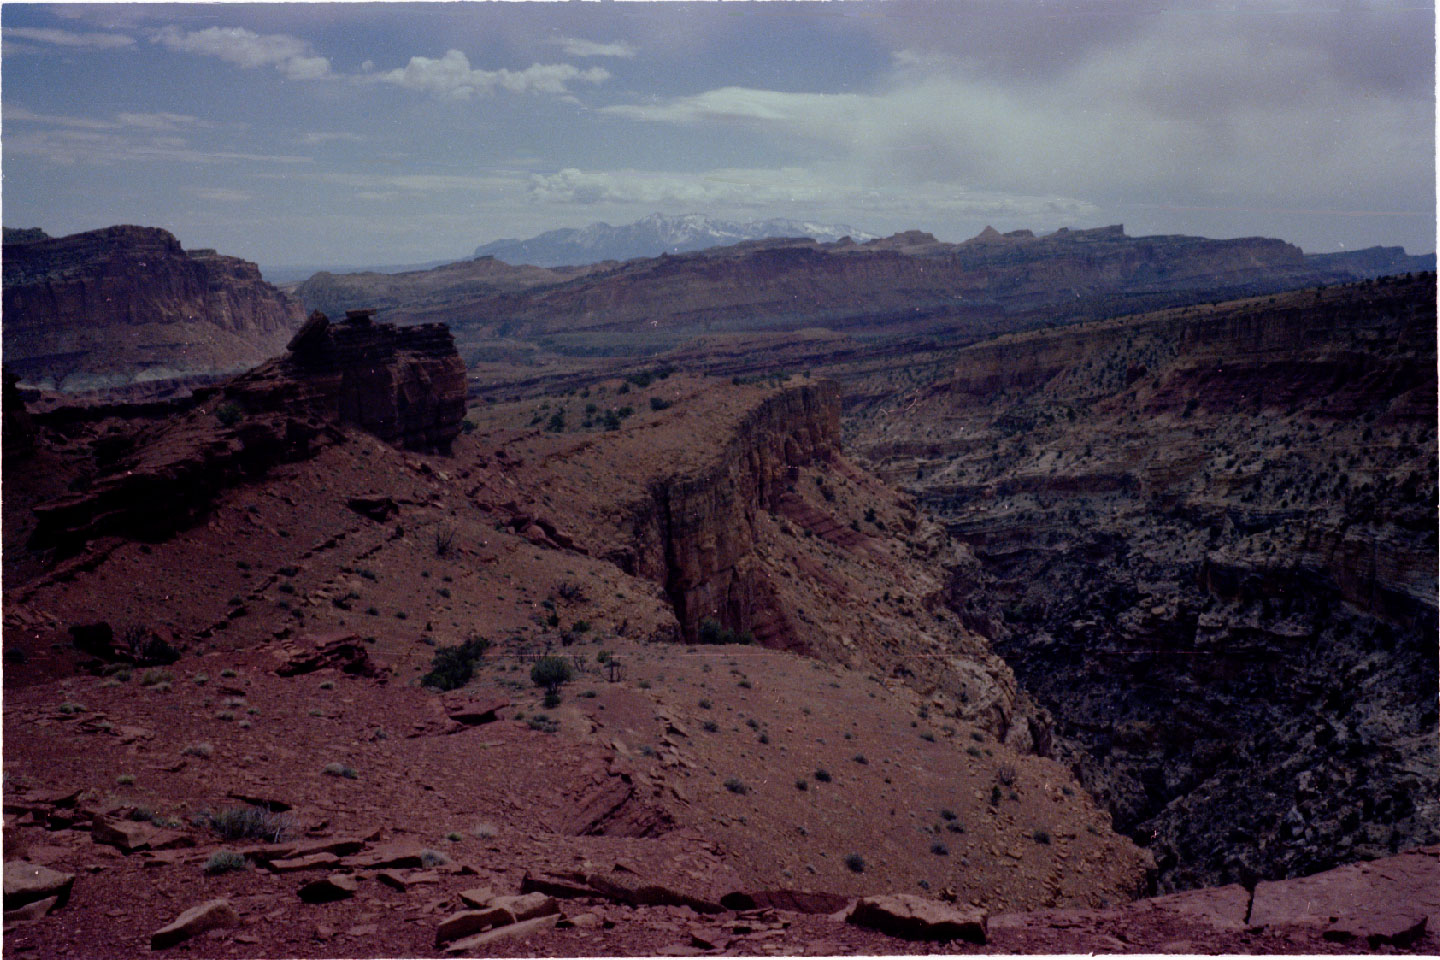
left=630, top=381, right=840, bottom=642
left=2, top=225, right=302, bottom=391
left=229, top=311, right=468, bottom=454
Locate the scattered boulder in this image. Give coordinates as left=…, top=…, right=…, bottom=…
left=275, top=631, right=386, bottom=679
left=298, top=874, right=359, bottom=904
left=151, top=898, right=238, bottom=950
left=4, top=861, right=73, bottom=911
left=847, top=894, right=988, bottom=944
left=444, top=696, right=509, bottom=726
left=346, top=495, right=398, bottom=522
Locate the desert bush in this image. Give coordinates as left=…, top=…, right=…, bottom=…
left=420, top=849, right=449, bottom=868
left=322, top=763, right=358, bottom=779
left=702, top=721, right=719, bottom=733
left=433, top=526, right=457, bottom=557
left=421, top=635, right=491, bottom=691
left=649, top=396, right=672, bottom=411
left=996, top=763, right=1017, bottom=786
left=795, top=779, right=808, bottom=791
left=542, top=689, right=561, bottom=710
left=472, top=822, right=498, bottom=839
left=1032, top=828, right=1051, bottom=845
left=204, top=851, right=248, bottom=875
left=57, top=702, right=86, bottom=715
left=216, top=403, right=244, bottom=428
left=931, top=842, right=949, bottom=856
left=844, top=853, right=866, bottom=873
left=723, top=778, right=749, bottom=795
left=697, top=619, right=753, bottom=645
left=530, top=656, right=574, bottom=693
left=814, top=768, right=832, bottom=783
left=197, top=806, right=291, bottom=843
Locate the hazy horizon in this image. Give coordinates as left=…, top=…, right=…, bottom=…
left=3, top=1, right=1434, bottom=267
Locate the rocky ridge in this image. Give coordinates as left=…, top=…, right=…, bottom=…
left=2, top=226, right=303, bottom=392
left=17, top=310, right=465, bottom=563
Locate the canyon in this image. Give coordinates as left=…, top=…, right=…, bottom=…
left=1, top=221, right=1434, bottom=956
left=847, top=274, right=1438, bottom=892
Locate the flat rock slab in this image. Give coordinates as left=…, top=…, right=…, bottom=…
left=269, top=852, right=340, bottom=873
left=1250, top=846, right=1440, bottom=947
left=457, top=886, right=496, bottom=909
left=445, top=697, right=509, bottom=725
left=298, top=874, right=359, bottom=904
left=436, top=907, right=515, bottom=945
left=443, top=914, right=558, bottom=954
left=848, top=894, right=987, bottom=944
left=151, top=898, right=238, bottom=950
left=1144, top=882, right=1250, bottom=929
left=376, top=869, right=441, bottom=891
left=4, top=894, right=59, bottom=924
left=342, top=841, right=428, bottom=870
left=491, top=893, right=559, bottom=923
left=4, top=861, right=74, bottom=911
left=92, top=817, right=192, bottom=854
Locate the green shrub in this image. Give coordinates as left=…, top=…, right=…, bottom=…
left=421, top=635, right=492, bottom=691
left=204, top=851, right=248, bottom=875
left=323, top=763, right=358, bottom=779
left=530, top=656, right=574, bottom=693
left=697, top=619, right=753, bottom=645
left=216, top=403, right=244, bottom=427
left=198, top=806, right=291, bottom=843
left=420, top=849, right=449, bottom=868
left=649, top=396, right=671, bottom=411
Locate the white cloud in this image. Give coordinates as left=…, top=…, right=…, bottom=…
left=301, top=131, right=366, bottom=146
left=376, top=49, right=609, bottom=100
left=598, top=17, right=1433, bottom=221
left=3, top=26, right=134, bottom=49
left=552, top=37, right=636, bottom=59
left=526, top=166, right=1097, bottom=224
left=189, top=187, right=252, bottom=203
left=115, top=112, right=216, bottom=131
left=152, top=26, right=331, bottom=81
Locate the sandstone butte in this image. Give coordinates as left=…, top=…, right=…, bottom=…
left=1, top=248, right=1436, bottom=955
left=2, top=225, right=303, bottom=394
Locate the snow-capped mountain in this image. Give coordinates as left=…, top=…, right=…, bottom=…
left=472, top=213, right=877, bottom=267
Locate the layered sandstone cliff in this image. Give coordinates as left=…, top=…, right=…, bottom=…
left=2, top=225, right=303, bottom=391
left=850, top=275, right=1438, bottom=891
left=25, top=312, right=465, bottom=559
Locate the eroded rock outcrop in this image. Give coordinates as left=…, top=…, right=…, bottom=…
left=2, top=226, right=302, bottom=392
left=26, top=312, right=465, bottom=558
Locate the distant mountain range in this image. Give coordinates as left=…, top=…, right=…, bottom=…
left=471, top=213, right=878, bottom=267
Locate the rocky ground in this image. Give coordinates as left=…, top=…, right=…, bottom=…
left=5, top=274, right=1436, bottom=956
left=5, top=342, right=1152, bottom=956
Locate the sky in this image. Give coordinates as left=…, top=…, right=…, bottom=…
left=2, top=1, right=1434, bottom=271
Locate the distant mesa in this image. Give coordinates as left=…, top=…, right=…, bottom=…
left=2, top=224, right=303, bottom=393
left=471, top=212, right=880, bottom=267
